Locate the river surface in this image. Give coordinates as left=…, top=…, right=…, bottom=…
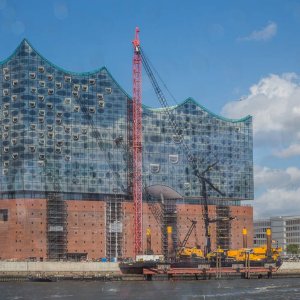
left=0, top=278, right=300, bottom=300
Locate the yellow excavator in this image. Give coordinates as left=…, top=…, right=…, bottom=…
left=177, top=218, right=204, bottom=259
left=226, top=228, right=281, bottom=262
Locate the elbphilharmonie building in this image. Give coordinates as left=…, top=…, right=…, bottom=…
left=0, top=40, right=253, bottom=261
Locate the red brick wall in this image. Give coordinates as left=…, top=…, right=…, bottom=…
left=0, top=198, right=253, bottom=260
left=66, top=200, right=106, bottom=260
left=230, top=205, right=253, bottom=249
left=0, top=199, right=47, bottom=260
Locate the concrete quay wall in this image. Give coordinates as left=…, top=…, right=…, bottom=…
left=277, top=261, right=300, bottom=273
left=0, top=261, right=120, bottom=274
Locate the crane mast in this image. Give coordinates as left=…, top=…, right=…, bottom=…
left=132, top=27, right=143, bottom=256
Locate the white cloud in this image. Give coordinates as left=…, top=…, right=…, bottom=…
left=255, top=187, right=300, bottom=218
left=255, top=165, right=300, bottom=189
left=240, top=22, right=277, bottom=41
left=254, top=166, right=300, bottom=217
left=222, top=73, right=300, bottom=148
left=275, top=143, right=300, bottom=158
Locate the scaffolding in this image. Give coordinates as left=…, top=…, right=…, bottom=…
left=162, top=199, right=178, bottom=260
left=46, top=166, right=67, bottom=260
left=216, top=205, right=231, bottom=250
left=106, top=194, right=124, bottom=261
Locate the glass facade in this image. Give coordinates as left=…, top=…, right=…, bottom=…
left=143, top=100, right=253, bottom=201
left=0, top=39, right=253, bottom=202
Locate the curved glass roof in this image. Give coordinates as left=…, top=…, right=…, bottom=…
left=1, top=39, right=251, bottom=124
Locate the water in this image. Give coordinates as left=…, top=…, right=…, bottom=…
left=0, top=278, right=300, bottom=300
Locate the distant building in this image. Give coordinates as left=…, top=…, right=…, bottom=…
left=254, top=216, right=300, bottom=255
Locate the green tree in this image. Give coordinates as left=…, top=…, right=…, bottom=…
left=287, top=244, right=299, bottom=254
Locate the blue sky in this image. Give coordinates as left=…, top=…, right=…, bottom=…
left=1, top=0, right=300, bottom=217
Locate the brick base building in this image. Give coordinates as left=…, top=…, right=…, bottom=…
left=0, top=199, right=253, bottom=260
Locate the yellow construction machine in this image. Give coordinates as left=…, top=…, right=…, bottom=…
left=226, top=228, right=282, bottom=262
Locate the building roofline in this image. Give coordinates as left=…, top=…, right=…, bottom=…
left=0, top=38, right=131, bottom=98
left=1, top=39, right=251, bottom=123
left=143, top=97, right=252, bottom=123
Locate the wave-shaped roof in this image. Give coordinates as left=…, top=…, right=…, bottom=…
left=1, top=39, right=251, bottom=123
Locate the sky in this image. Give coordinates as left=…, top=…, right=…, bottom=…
left=0, top=0, right=300, bottom=218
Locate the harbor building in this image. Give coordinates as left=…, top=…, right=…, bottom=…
left=0, top=40, right=253, bottom=261
left=254, top=216, right=300, bottom=255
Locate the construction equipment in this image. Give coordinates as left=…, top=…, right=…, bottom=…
left=226, top=228, right=282, bottom=263
left=43, top=158, right=67, bottom=260
left=177, top=218, right=204, bottom=259
left=135, top=30, right=235, bottom=256
left=132, top=27, right=143, bottom=256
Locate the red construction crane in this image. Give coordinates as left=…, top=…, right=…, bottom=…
left=132, top=27, right=143, bottom=256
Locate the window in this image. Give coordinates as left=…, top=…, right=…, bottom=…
left=39, top=110, right=45, bottom=116
left=12, top=153, right=18, bottom=160
left=150, top=164, right=160, bottom=173
left=173, top=135, right=182, bottom=144
left=72, top=91, right=79, bottom=97
left=11, top=95, right=17, bottom=101
left=12, top=117, right=18, bottom=123
left=39, top=81, right=45, bottom=87
left=3, top=68, right=9, bottom=74
left=82, top=85, right=88, bottom=92
left=29, top=72, right=36, bottom=79
left=89, top=78, right=95, bottom=85
left=73, top=84, right=80, bottom=91
left=89, top=107, right=95, bottom=113
left=3, top=161, right=9, bottom=168
left=73, top=105, right=80, bottom=112
left=29, top=101, right=35, bottom=108
left=29, top=145, right=36, bottom=153
left=38, top=95, right=45, bottom=101
left=12, top=80, right=18, bottom=86
left=97, top=93, right=104, bottom=100
left=48, top=89, right=54, bottom=95
left=99, top=100, right=105, bottom=108
left=0, top=209, right=8, bottom=221
left=3, top=89, right=9, bottom=96
left=55, top=147, right=61, bottom=154
left=31, top=87, right=37, bottom=94
left=105, top=87, right=112, bottom=94
left=64, top=98, right=71, bottom=104
left=38, top=161, right=44, bottom=167
left=4, top=75, right=10, bottom=81
left=38, top=66, right=45, bottom=73
left=184, top=183, right=190, bottom=189
left=65, top=75, right=71, bottom=83
left=47, top=74, right=53, bottom=81
left=55, top=82, right=62, bottom=89
left=169, top=154, right=179, bottom=164
left=47, top=103, right=53, bottom=109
